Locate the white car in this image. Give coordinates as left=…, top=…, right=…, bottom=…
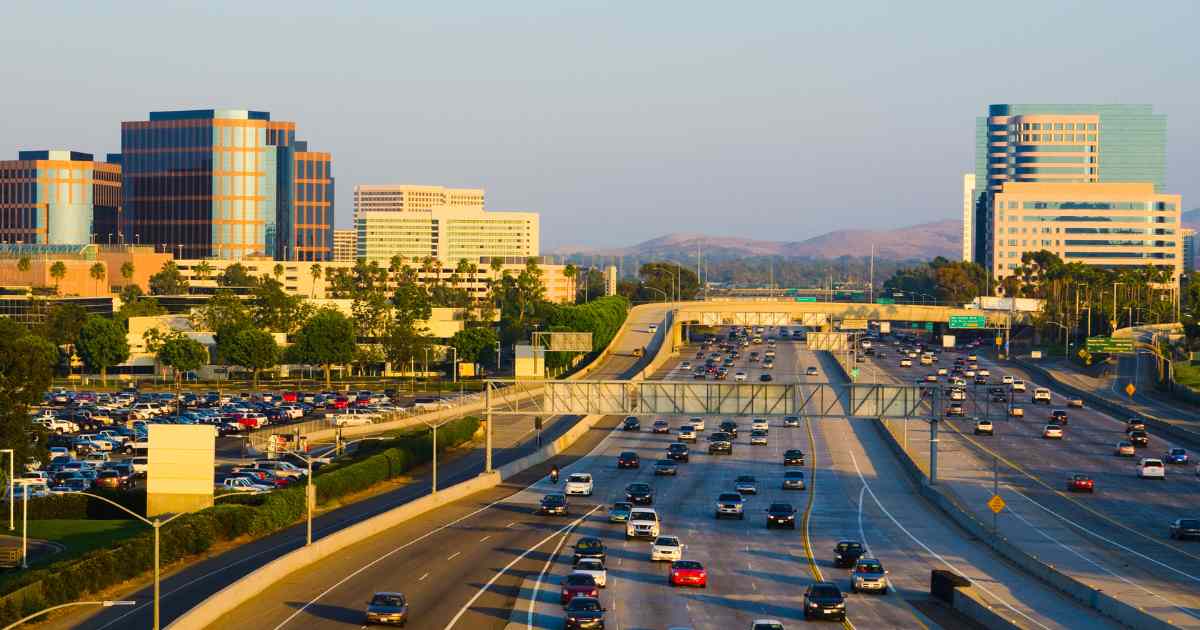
left=936, top=368, right=948, bottom=376
left=219, top=477, right=271, bottom=493
left=734, top=372, right=748, bottom=382
left=678, top=425, right=697, bottom=441
left=571, top=559, right=607, bottom=587
left=751, top=419, right=769, bottom=432
left=1011, top=380, right=1027, bottom=393
left=949, top=389, right=966, bottom=401
left=650, top=535, right=684, bottom=562
left=1138, top=458, right=1166, bottom=479
left=899, top=359, right=912, bottom=367
left=1010, top=406, right=1025, bottom=417
left=689, top=417, right=705, bottom=431
left=626, top=508, right=660, bottom=539
left=1043, top=424, right=1064, bottom=439
left=978, top=369, right=990, bottom=377
left=680, top=361, right=692, bottom=370
left=1002, top=375, right=1014, bottom=385
left=335, top=412, right=375, bottom=427
left=1033, top=388, right=1052, bottom=404
left=963, top=370, right=976, bottom=378
left=565, top=473, right=594, bottom=496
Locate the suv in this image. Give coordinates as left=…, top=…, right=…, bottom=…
left=617, top=451, right=640, bottom=468
left=1011, top=379, right=1027, bottom=393
left=803, top=582, right=847, bottom=621
left=708, top=432, right=733, bottom=455
left=667, top=442, right=690, bottom=462
left=1033, top=387, right=1052, bottom=404
left=625, top=508, right=660, bottom=539
left=718, top=420, right=738, bottom=437
left=715, top=492, right=745, bottom=519
left=783, top=449, right=806, bottom=466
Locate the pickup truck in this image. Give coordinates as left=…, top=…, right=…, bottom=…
left=37, top=417, right=79, bottom=434
left=217, top=477, right=272, bottom=493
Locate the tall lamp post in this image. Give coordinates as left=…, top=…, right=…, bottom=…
left=1045, top=321, right=1070, bottom=358
left=1, top=448, right=13, bottom=531
left=2, top=600, right=135, bottom=630
left=422, top=417, right=458, bottom=494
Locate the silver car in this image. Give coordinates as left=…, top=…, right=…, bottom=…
left=850, top=558, right=889, bottom=594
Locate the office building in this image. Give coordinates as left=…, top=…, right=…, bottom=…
left=990, top=182, right=1182, bottom=282
left=1183, top=228, right=1196, bottom=275
left=970, top=104, right=1167, bottom=267
left=333, top=228, right=357, bottom=262
left=0, top=150, right=121, bottom=246
left=353, top=184, right=484, bottom=214
left=0, top=244, right=170, bottom=297
left=121, top=109, right=333, bottom=261
left=356, top=206, right=538, bottom=264
left=961, top=173, right=975, bottom=262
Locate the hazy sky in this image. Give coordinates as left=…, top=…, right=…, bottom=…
left=2, top=1, right=1197, bottom=249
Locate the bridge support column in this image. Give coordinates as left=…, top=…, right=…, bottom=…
left=929, top=418, right=939, bottom=486
left=484, top=385, right=493, bottom=473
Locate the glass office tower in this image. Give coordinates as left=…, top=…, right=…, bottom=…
left=121, top=109, right=332, bottom=260
left=0, top=150, right=121, bottom=245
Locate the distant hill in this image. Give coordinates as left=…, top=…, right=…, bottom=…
left=554, top=219, right=963, bottom=261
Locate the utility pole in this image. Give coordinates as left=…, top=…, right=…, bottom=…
left=992, top=456, right=999, bottom=534
left=868, top=244, right=875, bottom=304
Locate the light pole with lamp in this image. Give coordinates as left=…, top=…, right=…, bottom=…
left=449, top=347, right=458, bottom=384
left=2, top=600, right=136, bottom=630
left=279, top=448, right=320, bottom=547
left=422, top=417, right=458, bottom=494
left=1044, top=321, right=1070, bottom=358
left=1, top=448, right=13, bottom=531
left=643, top=286, right=669, bottom=303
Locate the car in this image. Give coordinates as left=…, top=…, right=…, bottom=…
left=750, top=429, right=769, bottom=445
left=1129, top=430, right=1150, bottom=447
left=751, top=418, right=769, bottom=432
left=759, top=373, right=773, bottom=382
left=669, top=560, right=708, bottom=588
left=715, top=492, right=745, bottom=519
left=677, top=425, right=697, bottom=442
left=1011, top=380, right=1027, bottom=393
left=562, top=597, right=605, bottom=630
left=364, top=592, right=408, bottom=626
left=652, top=419, right=670, bottom=434
left=1126, top=418, right=1147, bottom=433
left=718, top=420, right=738, bottom=437
left=1042, top=424, right=1064, bottom=439
left=573, top=535, right=609, bottom=564
left=990, top=392, right=1007, bottom=403
left=1033, top=387, right=1052, bottom=404
left=622, top=416, right=641, bottom=431
left=948, top=389, right=965, bottom=401
left=978, top=368, right=990, bottom=377
left=1115, top=441, right=1136, bottom=457
left=1010, top=406, right=1024, bottom=417
left=1002, top=375, right=1014, bottom=385
left=1165, top=448, right=1190, bottom=465
left=540, top=493, right=569, bottom=515
left=654, top=459, right=679, bottom=476
left=938, top=368, right=949, bottom=376
left=560, top=572, right=600, bottom=604
left=967, top=354, right=978, bottom=361
left=1138, top=458, right=1166, bottom=479
left=765, top=502, right=797, bottom=529
left=1067, top=397, right=1084, bottom=408
left=565, top=473, right=594, bottom=496
left=219, top=476, right=272, bottom=493
left=735, top=475, right=758, bottom=494
left=974, top=419, right=994, bottom=436
left=734, top=371, right=747, bottom=382
left=625, top=483, right=654, bottom=506
left=925, top=374, right=939, bottom=383
left=833, top=540, right=866, bottom=568
left=667, top=442, right=690, bottom=462
left=900, top=359, right=912, bottom=367
left=1169, top=518, right=1200, bottom=540
left=850, top=557, right=889, bottom=594
left=608, top=502, right=633, bottom=522
left=783, top=470, right=807, bottom=490
left=686, top=417, right=705, bottom=431
left=783, top=449, right=806, bottom=466
left=626, top=508, right=660, bottom=538
left=783, top=416, right=801, bottom=427
left=708, top=432, right=733, bottom=454
left=650, top=535, right=684, bottom=561
left=1067, top=473, right=1095, bottom=493
left=806, top=366, right=819, bottom=376
left=803, top=582, right=847, bottom=621
left=617, top=451, right=640, bottom=469
left=946, top=403, right=965, bottom=417
left=1048, top=409, right=1069, bottom=425
left=571, top=557, right=607, bottom=588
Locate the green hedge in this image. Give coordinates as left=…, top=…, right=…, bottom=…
left=0, top=416, right=481, bottom=623
left=542, top=296, right=630, bottom=369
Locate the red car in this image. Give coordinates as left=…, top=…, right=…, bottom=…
left=1067, top=473, right=1094, bottom=493
left=669, top=560, right=708, bottom=587
left=331, top=397, right=350, bottom=410
left=560, top=573, right=598, bottom=603
left=282, top=391, right=299, bottom=403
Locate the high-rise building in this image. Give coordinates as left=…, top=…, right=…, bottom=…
left=121, top=109, right=333, bottom=261
left=333, top=228, right=357, bottom=262
left=961, top=173, right=975, bottom=262
left=0, top=150, right=121, bottom=245
left=353, top=185, right=484, bottom=214
left=1183, top=228, right=1196, bottom=274
left=356, top=206, right=538, bottom=264
left=990, top=182, right=1182, bottom=283
left=970, top=104, right=1169, bottom=271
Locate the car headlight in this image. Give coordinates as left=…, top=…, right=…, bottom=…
left=808, top=602, right=818, bottom=608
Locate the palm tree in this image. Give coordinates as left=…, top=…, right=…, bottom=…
left=563, top=263, right=578, bottom=303
left=273, top=263, right=284, bottom=280
left=194, top=260, right=213, bottom=281
left=120, top=260, right=134, bottom=286
left=16, top=256, right=31, bottom=273
left=50, top=261, right=67, bottom=295
left=89, top=262, right=106, bottom=294
left=432, top=259, right=444, bottom=287
left=421, top=257, right=434, bottom=284
left=310, top=263, right=322, bottom=298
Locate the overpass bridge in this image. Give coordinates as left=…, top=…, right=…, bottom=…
left=672, top=298, right=1016, bottom=327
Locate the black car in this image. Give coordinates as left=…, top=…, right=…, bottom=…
left=625, top=482, right=654, bottom=505
left=759, top=373, right=773, bottom=382
left=783, top=449, right=806, bottom=466
left=667, top=442, right=690, bottom=462
left=1126, top=418, right=1147, bottom=433
left=783, top=416, right=801, bottom=427
left=718, top=420, right=738, bottom=437
left=622, top=416, right=641, bottom=431
left=617, top=451, right=640, bottom=469
left=1169, top=518, right=1200, bottom=540
left=766, top=502, right=797, bottom=529
left=803, top=582, right=847, bottom=621
left=654, top=459, right=679, bottom=476
left=1129, top=430, right=1150, bottom=447
left=572, top=537, right=606, bottom=563
left=833, top=540, right=866, bottom=568
left=540, top=493, right=568, bottom=516
left=708, top=432, right=733, bottom=455
left=563, top=596, right=605, bottom=630
left=652, top=419, right=670, bottom=434
left=1050, top=409, right=1069, bottom=425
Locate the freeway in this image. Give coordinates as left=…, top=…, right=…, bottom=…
left=861, top=341, right=1200, bottom=628
left=55, top=305, right=670, bottom=630
left=205, top=327, right=1114, bottom=630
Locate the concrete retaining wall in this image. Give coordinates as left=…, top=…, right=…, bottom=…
left=951, top=585, right=1024, bottom=630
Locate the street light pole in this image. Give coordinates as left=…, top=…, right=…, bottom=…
left=1, top=600, right=136, bottom=630
left=1, top=449, right=13, bottom=530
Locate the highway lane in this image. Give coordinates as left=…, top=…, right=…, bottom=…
left=862, top=342, right=1200, bottom=628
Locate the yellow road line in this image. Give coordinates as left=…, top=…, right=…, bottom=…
left=801, top=415, right=856, bottom=630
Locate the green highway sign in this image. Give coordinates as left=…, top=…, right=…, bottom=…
left=1086, top=337, right=1134, bottom=354
left=795, top=296, right=817, bottom=302
left=875, top=298, right=895, bottom=304
left=949, top=315, right=986, bottom=329
left=925, top=322, right=933, bottom=331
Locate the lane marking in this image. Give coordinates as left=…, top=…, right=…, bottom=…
left=801, top=415, right=857, bottom=630
left=418, top=572, right=429, bottom=582
left=447, top=551, right=461, bottom=561
left=526, top=512, right=582, bottom=630
left=480, top=535, right=491, bottom=543
left=444, top=505, right=600, bottom=630
left=506, top=522, right=516, bottom=528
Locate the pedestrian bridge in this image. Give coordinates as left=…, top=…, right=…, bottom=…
left=674, top=299, right=1014, bottom=327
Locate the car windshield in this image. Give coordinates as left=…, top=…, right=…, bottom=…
left=564, top=574, right=595, bottom=586
left=674, top=560, right=702, bottom=569
left=1170, top=448, right=1186, bottom=455
left=785, top=471, right=805, bottom=478
left=566, top=599, right=601, bottom=612
left=619, top=452, right=637, bottom=459
left=837, top=542, right=863, bottom=552
left=1118, top=442, right=1131, bottom=447
left=628, top=483, right=650, bottom=493
left=568, top=474, right=590, bottom=483
left=611, top=502, right=631, bottom=511
left=656, top=460, right=674, bottom=466
left=736, top=476, right=755, bottom=483
left=856, top=561, right=883, bottom=573
left=654, top=537, right=679, bottom=546
left=752, top=430, right=767, bottom=436
left=718, top=493, right=742, bottom=501
left=543, top=495, right=565, bottom=504
left=811, top=585, right=841, bottom=598
left=370, top=594, right=405, bottom=607
left=1072, top=474, right=1089, bottom=481
left=786, top=450, right=803, bottom=456
left=576, top=559, right=603, bottom=570
left=769, top=503, right=793, bottom=513
left=753, top=624, right=785, bottom=630
left=1179, top=519, right=1200, bottom=528
left=576, top=538, right=602, bottom=550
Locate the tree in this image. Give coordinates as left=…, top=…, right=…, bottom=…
left=116, top=296, right=167, bottom=325
left=156, top=334, right=208, bottom=383
left=120, top=260, right=135, bottom=285
left=216, top=263, right=254, bottom=288
left=76, top=316, right=129, bottom=385
left=382, top=320, right=430, bottom=376
left=563, top=264, right=578, bottom=303
left=221, top=328, right=279, bottom=388
left=309, top=263, right=322, bottom=298
left=49, top=261, right=67, bottom=294
left=193, top=260, right=213, bottom=281
left=16, top=256, right=31, bottom=273
left=273, top=263, right=284, bottom=280
left=637, top=262, right=699, bottom=301
left=0, top=317, right=57, bottom=465
left=191, top=290, right=252, bottom=333
left=119, top=283, right=145, bottom=304
left=289, top=308, right=355, bottom=388
left=89, top=262, right=107, bottom=294
left=251, top=276, right=311, bottom=333
left=149, top=261, right=189, bottom=295
left=38, top=303, right=89, bottom=348
left=448, top=327, right=498, bottom=366
left=391, top=283, right=433, bottom=323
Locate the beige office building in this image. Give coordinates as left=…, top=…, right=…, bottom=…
left=356, top=207, right=538, bottom=264
left=333, top=229, right=356, bottom=262
left=991, top=182, right=1183, bottom=282
left=353, top=184, right=484, bottom=214
left=962, top=173, right=976, bottom=262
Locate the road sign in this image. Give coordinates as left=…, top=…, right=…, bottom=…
left=841, top=319, right=868, bottom=330
left=949, top=315, right=986, bottom=329
left=987, top=495, right=1006, bottom=514
left=1125, top=383, right=1136, bottom=397
left=925, top=322, right=934, bottom=331
left=850, top=367, right=860, bottom=381
left=995, top=336, right=1003, bottom=347
left=795, top=296, right=817, bottom=303
left=1086, top=337, right=1134, bottom=354
left=876, top=298, right=896, bottom=305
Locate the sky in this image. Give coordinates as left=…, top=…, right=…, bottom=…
left=1, top=1, right=1197, bottom=249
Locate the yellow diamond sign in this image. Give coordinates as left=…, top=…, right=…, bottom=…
left=987, top=495, right=1006, bottom=514
left=1125, top=383, right=1136, bottom=397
